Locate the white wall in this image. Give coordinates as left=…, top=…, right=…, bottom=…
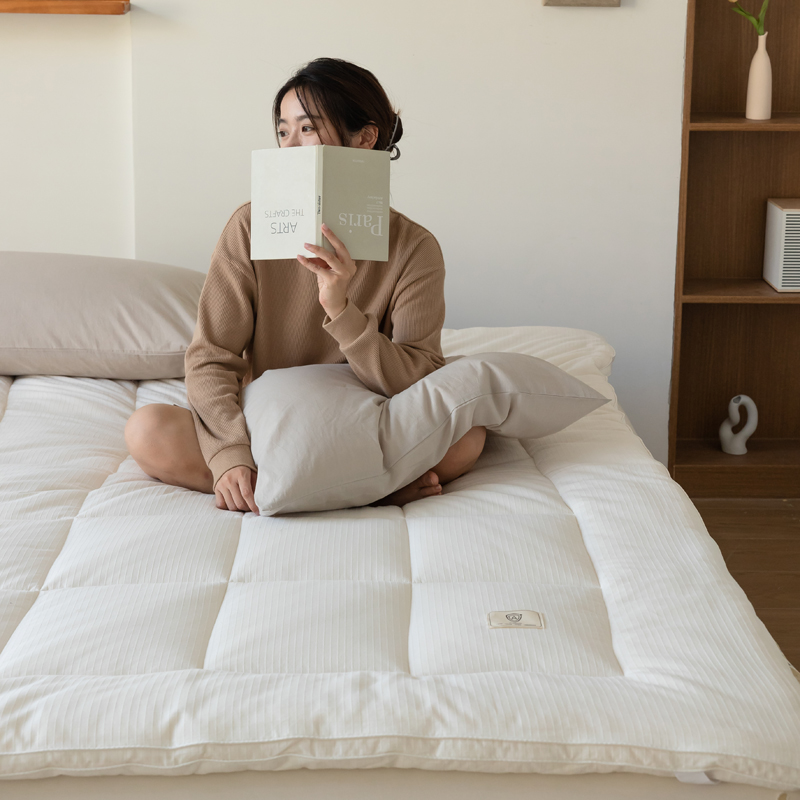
left=130, top=0, right=686, bottom=464
left=0, top=1, right=687, bottom=465
left=0, top=13, right=134, bottom=258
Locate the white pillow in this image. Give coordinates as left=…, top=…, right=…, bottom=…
left=441, top=326, right=616, bottom=380
left=242, top=352, right=609, bottom=516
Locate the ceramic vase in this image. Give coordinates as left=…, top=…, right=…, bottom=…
left=746, top=32, right=772, bottom=121
left=719, top=395, right=758, bottom=455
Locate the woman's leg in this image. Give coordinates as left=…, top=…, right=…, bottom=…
left=124, top=404, right=214, bottom=494
left=126, top=407, right=486, bottom=506
left=374, top=425, right=487, bottom=507
left=429, top=425, right=488, bottom=485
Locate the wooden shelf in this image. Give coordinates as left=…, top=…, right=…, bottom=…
left=677, top=439, right=800, bottom=467
left=674, top=439, right=800, bottom=498
left=690, top=112, right=800, bottom=131
left=0, top=0, right=129, bottom=13
left=670, top=0, right=800, bottom=496
left=683, top=279, right=800, bottom=303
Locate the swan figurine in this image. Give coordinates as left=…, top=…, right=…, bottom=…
left=719, top=395, right=758, bottom=455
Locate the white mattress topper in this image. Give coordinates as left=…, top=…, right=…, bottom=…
left=0, top=326, right=797, bottom=790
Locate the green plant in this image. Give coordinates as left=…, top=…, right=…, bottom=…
left=728, top=0, right=770, bottom=36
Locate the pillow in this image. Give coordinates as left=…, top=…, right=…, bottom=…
left=242, top=352, right=609, bottom=516
left=441, top=326, right=616, bottom=380
left=0, top=251, right=206, bottom=379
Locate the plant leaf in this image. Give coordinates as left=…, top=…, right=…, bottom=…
left=757, top=0, right=769, bottom=29
left=732, top=4, right=761, bottom=33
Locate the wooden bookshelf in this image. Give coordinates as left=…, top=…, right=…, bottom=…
left=0, top=1, right=129, bottom=13
left=669, top=0, right=800, bottom=498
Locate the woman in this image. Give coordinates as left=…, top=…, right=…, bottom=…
left=125, top=57, right=486, bottom=514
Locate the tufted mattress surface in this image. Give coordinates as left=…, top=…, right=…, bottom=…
left=0, top=327, right=798, bottom=790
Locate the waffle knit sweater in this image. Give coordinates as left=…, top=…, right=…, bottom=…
left=184, top=201, right=447, bottom=491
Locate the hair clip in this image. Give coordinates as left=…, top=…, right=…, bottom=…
left=385, top=113, right=400, bottom=159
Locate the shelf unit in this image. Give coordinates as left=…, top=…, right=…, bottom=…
left=0, top=1, right=129, bottom=13
left=670, top=0, right=800, bottom=498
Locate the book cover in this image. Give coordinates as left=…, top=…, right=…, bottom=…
left=250, top=145, right=391, bottom=262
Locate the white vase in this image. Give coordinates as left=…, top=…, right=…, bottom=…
left=746, top=32, right=772, bottom=121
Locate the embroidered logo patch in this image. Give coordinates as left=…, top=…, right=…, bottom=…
left=487, top=610, right=544, bottom=629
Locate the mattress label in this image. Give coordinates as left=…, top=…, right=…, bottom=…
left=487, top=610, right=544, bottom=629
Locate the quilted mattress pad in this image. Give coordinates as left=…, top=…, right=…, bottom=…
left=0, top=327, right=798, bottom=790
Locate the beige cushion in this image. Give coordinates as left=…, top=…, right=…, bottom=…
left=0, top=251, right=206, bottom=379
left=242, top=352, right=609, bottom=516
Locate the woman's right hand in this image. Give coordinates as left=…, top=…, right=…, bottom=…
left=215, top=465, right=259, bottom=515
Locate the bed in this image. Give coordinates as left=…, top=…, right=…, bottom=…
left=0, top=252, right=798, bottom=799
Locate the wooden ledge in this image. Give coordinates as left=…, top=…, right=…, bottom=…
left=690, top=112, right=800, bottom=131
left=683, top=279, right=800, bottom=304
left=0, top=1, right=129, bottom=13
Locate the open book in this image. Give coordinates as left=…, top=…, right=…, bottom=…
left=250, top=145, right=391, bottom=262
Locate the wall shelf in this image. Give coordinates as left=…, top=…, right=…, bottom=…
left=690, top=112, right=800, bottom=131
left=0, top=1, right=129, bottom=13
left=683, top=279, right=800, bottom=304
left=674, top=439, right=800, bottom=498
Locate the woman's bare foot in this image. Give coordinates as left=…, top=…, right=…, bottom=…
left=373, top=470, right=442, bottom=507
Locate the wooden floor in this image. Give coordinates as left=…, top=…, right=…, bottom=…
left=693, top=497, right=800, bottom=670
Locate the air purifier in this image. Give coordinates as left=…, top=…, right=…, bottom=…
left=764, top=199, right=800, bottom=292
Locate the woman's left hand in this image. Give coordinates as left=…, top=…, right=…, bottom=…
left=297, top=223, right=356, bottom=320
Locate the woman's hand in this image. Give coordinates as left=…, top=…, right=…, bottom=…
left=297, top=223, right=357, bottom=319
left=215, top=465, right=259, bottom=515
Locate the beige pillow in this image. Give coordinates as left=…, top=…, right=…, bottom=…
left=0, top=251, right=206, bottom=379
left=242, top=352, right=609, bottom=516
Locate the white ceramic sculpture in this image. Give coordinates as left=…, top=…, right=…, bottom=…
left=719, top=395, right=758, bottom=455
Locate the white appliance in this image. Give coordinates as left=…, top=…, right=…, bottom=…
left=764, top=198, right=800, bottom=291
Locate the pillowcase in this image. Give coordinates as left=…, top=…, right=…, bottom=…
left=242, top=352, right=609, bottom=516
left=0, top=251, right=206, bottom=379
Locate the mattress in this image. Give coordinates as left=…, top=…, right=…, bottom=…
left=0, top=325, right=798, bottom=791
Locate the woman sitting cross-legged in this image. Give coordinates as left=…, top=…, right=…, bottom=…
left=124, top=56, right=486, bottom=515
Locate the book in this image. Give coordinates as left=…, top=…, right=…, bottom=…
left=250, top=144, right=391, bottom=262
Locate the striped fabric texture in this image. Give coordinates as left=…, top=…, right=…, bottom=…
left=0, top=326, right=798, bottom=790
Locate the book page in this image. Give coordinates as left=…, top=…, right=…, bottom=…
left=250, top=147, right=318, bottom=260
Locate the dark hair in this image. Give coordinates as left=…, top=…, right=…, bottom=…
left=272, top=57, right=403, bottom=159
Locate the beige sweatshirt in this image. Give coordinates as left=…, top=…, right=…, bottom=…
left=184, top=201, right=447, bottom=490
